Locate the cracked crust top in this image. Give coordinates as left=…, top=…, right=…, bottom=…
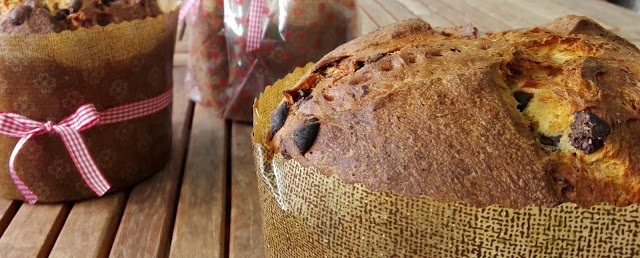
left=267, top=16, right=640, bottom=208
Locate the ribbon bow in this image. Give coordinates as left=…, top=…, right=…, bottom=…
left=0, top=88, right=173, bottom=204
left=0, top=105, right=107, bottom=204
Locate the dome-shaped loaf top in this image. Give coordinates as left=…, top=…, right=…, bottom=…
left=267, top=16, right=640, bottom=208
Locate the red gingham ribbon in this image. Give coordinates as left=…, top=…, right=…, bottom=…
left=0, top=88, right=173, bottom=204
left=246, top=0, right=266, bottom=52
left=179, top=0, right=202, bottom=23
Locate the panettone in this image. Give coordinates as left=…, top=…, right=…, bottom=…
left=267, top=16, right=640, bottom=208
left=0, top=0, right=178, bottom=202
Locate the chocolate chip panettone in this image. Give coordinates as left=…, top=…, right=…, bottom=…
left=267, top=16, right=640, bottom=208
left=0, top=0, right=161, bottom=34
left=0, top=1, right=178, bottom=202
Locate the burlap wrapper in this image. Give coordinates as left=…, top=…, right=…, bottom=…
left=252, top=65, right=640, bottom=257
left=0, top=4, right=180, bottom=202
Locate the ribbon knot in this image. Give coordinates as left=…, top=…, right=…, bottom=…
left=43, top=121, right=55, bottom=133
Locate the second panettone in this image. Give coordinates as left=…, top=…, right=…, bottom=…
left=0, top=1, right=178, bottom=202
left=265, top=16, right=640, bottom=208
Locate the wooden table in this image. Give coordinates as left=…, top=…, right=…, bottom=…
left=0, top=0, right=639, bottom=257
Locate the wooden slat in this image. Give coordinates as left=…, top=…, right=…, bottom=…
left=511, top=0, right=588, bottom=21
left=485, top=0, right=550, bottom=27
left=0, top=199, right=20, bottom=237
left=357, top=6, right=378, bottom=36
left=229, top=124, right=265, bottom=258
left=174, top=25, right=189, bottom=67
left=462, top=0, right=536, bottom=28
left=417, top=0, right=490, bottom=32
left=49, top=193, right=126, bottom=258
left=0, top=204, right=70, bottom=258
left=109, top=68, right=193, bottom=258
left=359, top=0, right=398, bottom=27
left=437, top=0, right=511, bottom=32
left=175, top=40, right=188, bottom=54
left=174, top=53, right=188, bottom=67
left=374, top=0, right=417, bottom=22
left=169, top=108, right=227, bottom=258
left=395, top=0, right=454, bottom=27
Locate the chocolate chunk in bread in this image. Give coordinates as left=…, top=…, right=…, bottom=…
left=54, top=10, right=69, bottom=20
left=293, top=118, right=319, bottom=155
left=569, top=111, right=610, bottom=154
left=539, top=134, right=561, bottom=147
left=268, top=102, right=290, bottom=140
left=513, top=91, right=533, bottom=112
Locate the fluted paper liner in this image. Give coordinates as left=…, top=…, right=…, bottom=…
left=253, top=65, right=640, bottom=257
left=0, top=4, right=180, bottom=202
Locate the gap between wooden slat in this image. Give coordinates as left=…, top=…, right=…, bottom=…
left=108, top=68, right=194, bottom=258
left=0, top=203, right=71, bottom=258
left=228, top=124, right=265, bottom=258
left=223, top=120, right=232, bottom=258
left=0, top=199, right=20, bottom=238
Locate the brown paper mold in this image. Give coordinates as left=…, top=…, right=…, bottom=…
left=0, top=3, right=180, bottom=202
left=253, top=65, right=640, bottom=257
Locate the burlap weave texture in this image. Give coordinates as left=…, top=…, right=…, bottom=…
left=253, top=65, right=640, bottom=257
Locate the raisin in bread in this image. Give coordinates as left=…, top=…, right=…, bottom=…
left=267, top=16, right=640, bottom=208
left=0, top=0, right=161, bottom=34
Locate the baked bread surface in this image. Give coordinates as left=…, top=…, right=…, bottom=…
left=0, top=0, right=161, bottom=34
left=268, top=16, right=640, bottom=208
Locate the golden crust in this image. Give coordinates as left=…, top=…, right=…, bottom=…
left=268, top=16, right=640, bottom=208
